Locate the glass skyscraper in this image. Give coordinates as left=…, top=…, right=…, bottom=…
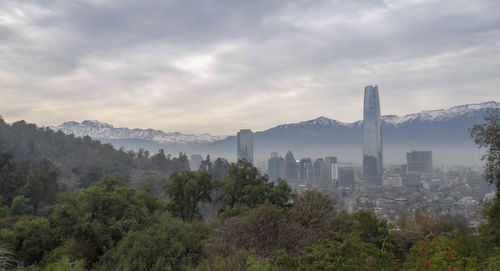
left=237, top=129, right=254, bottom=164
left=363, top=85, right=383, bottom=186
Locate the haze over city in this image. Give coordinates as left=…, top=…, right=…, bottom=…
left=1, top=0, right=500, bottom=134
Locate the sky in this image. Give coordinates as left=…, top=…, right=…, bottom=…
left=1, top=0, right=500, bottom=135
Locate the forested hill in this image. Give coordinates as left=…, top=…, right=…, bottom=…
left=0, top=118, right=190, bottom=188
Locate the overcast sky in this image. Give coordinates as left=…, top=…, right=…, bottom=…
left=1, top=0, right=499, bottom=134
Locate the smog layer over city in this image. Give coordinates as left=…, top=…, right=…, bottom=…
left=0, top=1, right=499, bottom=270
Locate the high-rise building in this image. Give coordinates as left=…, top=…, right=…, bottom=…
left=299, top=158, right=312, bottom=180
left=268, top=152, right=285, bottom=183
left=190, top=154, right=203, bottom=171
left=284, top=150, right=298, bottom=180
left=407, top=151, right=433, bottom=174
left=304, top=162, right=313, bottom=181
left=332, top=163, right=355, bottom=187
left=324, top=156, right=338, bottom=181
left=237, top=129, right=254, bottom=164
left=313, top=158, right=325, bottom=181
left=363, top=85, right=383, bottom=186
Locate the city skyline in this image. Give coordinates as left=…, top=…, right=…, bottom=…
left=1, top=1, right=500, bottom=134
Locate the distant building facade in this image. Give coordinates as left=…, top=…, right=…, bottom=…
left=299, top=158, right=312, bottom=180
left=190, top=154, right=203, bottom=171
left=237, top=129, right=254, bottom=164
left=284, top=151, right=298, bottom=180
left=324, top=156, right=338, bottom=181
left=332, top=163, right=355, bottom=187
left=313, top=158, right=325, bottom=181
left=407, top=151, right=433, bottom=174
left=363, top=85, right=383, bottom=186
left=268, top=152, right=285, bottom=183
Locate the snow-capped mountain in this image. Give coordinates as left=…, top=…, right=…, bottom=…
left=50, top=120, right=225, bottom=144
left=48, top=101, right=498, bottom=164
left=380, top=101, right=499, bottom=126
left=273, top=101, right=499, bottom=128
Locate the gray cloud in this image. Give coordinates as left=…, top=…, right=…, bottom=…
left=0, top=0, right=499, bottom=134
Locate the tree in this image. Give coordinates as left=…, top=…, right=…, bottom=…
left=208, top=205, right=306, bottom=259
left=470, top=108, right=500, bottom=255
left=9, top=196, right=33, bottom=216
left=218, top=161, right=293, bottom=219
left=274, top=237, right=393, bottom=271
left=164, top=170, right=217, bottom=222
left=470, top=108, right=500, bottom=187
left=352, top=210, right=391, bottom=250
left=289, top=190, right=336, bottom=230
left=49, top=174, right=164, bottom=265
left=1, top=217, right=56, bottom=266
left=100, top=214, right=203, bottom=271
left=404, top=235, right=480, bottom=271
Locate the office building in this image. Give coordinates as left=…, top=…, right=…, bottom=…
left=237, top=129, right=254, bottom=164
left=324, top=156, right=338, bottom=181
left=407, top=151, right=433, bottom=174
left=299, top=158, right=312, bottom=180
left=363, top=85, right=383, bottom=186
left=284, top=150, right=298, bottom=180
left=268, top=152, right=285, bottom=183
left=332, top=163, right=355, bottom=187
left=313, top=158, right=325, bottom=181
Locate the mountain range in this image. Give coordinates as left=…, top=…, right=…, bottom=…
left=50, top=101, right=499, bottom=165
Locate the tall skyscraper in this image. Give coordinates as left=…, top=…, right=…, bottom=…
left=324, top=156, right=338, bottom=181
left=363, top=85, right=383, bottom=186
left=284, top=150, right=298, bottom=180
left=299, top=158, right=312, bottom=180
left=268, top=152, right=285, bottom=183
left=237, top=129, right=254, bottom=164
left=313, top=158, right=325, bottom=181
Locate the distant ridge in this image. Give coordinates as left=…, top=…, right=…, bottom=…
left=274, top=101, right=499, bottom=128
left=49, top=101, right=498, bottom=164
left=50, top=120, right=225, bottom=144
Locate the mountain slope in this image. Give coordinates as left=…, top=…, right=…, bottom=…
left=50, top=120, right=225, bottom=144
left=49, top=101, right=498, bottom=165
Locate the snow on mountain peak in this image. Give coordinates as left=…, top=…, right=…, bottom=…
left=50, top=121, right=225, bottom=144
left=382, top=101, right=499, bottom=126
left=275, top=101, right=498, bottom=129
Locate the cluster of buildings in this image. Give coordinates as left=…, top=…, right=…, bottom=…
left=267, top=151, right=355, bottom=186
left=204, top=85, right=492, bottom=227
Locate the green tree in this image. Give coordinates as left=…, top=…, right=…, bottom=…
left=289, top=190, right=336, bottom=230
left=352, top=210, right=391, bottom=250
left=218, top=161, right=293, bottom=218
left=1, top=217, right=56, bottom=266
left=403, top=235, right=480, bottom=271
left=164, top=170, right=216, bottom=222
left=43, top=256, right=85, bottom=271
left=49, top=174, right=164, bottom=265
left=275, top=237, right=393, bottom=271
left=470, top=108, right=500, bottom=255
left=9, top=196, right=34, bottom=216
left=0, top=152, right=25, bottom=206
left=100, top=213, right=203, bottom=271
left=208, top=205, right=307, bottom=259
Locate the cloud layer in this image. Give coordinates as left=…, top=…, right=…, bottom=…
left=1, top=0, right=499, bottom=134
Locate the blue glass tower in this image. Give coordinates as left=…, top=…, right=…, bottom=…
left=363, top=85, right=383, bottom=186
